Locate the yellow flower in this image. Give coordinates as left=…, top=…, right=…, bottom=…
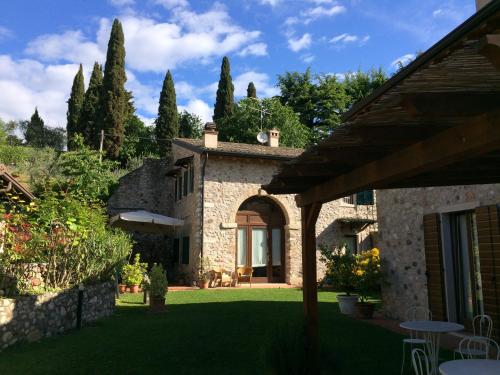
left=371, top=248, right=379, bottom=257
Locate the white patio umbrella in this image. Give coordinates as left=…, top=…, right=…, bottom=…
left=110, top=210, right=184, bottom=234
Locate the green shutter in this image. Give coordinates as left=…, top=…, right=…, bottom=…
left=182, top=237, right=190, bottom=265
left=173, top=238, right=179, bottom=263
left=356, top=190, right=374, bottom=205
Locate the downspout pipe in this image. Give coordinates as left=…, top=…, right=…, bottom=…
left=200, top=152, right=208, bottom=259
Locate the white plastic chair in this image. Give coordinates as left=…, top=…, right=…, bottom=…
left=457, top=336, right=500, bottom=360
left=412, top=348, right=430, bottom=375
left=401, top=306, right=432, bottom=374
left=454, top=315, right=493, bottom=359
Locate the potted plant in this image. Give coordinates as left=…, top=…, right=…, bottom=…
left=122, top=254, right=147, bottom=293
left=197, top=256, right=212, bottom=289
left=320, top=245, right=358, bottom=315
left=149, top=263, right=168, bottom=312
left=354, top=248, right=382, bottom=319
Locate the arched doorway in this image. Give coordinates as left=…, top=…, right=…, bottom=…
left=235, top=196, right=286, bottom=283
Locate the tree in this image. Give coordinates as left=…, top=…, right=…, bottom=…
left=120, top=114, right=158, bottom=164
left=155, top=70, right=178, bottom=155
left=343, top=68, right=387, bottom=105
left=213, top=56, right=234, bottom=123
left=178, top=111, right=203, bottom=139
left=98, top=18, right=127, bottom=160
left=80, top=62, right=103, bottom=148
left=24, top=108, right=46, bottom=148
left=218, top=98, right=310, bottom=148
left=0, top=118, right=22, bottom=145
left=247, top=82, right=257, bottom=98
left=277, top=69, right=316, bottom=128
left=66, top=64, right=85, bottom=150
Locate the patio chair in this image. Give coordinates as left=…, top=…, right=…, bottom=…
left=411, top=348, right=430, bottom=375
left=401, top=306, right=432, bottom=374
left=456, top=336, right=500, bottom=360
left=237, top=267, right=253, bottom=287
left=213, top=267, right=234, bottom=287
left=454, top=314, right=493, bottom=359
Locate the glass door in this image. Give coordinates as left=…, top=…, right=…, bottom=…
left=251, top=227, right=268, bottom=278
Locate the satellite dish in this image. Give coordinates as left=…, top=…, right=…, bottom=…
left=257, top=131, right=268, bottom=144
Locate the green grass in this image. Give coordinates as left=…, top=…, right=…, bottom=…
left=0, top=289, right=450, bottom=374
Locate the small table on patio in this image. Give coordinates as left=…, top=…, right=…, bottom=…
left=400, top=320, right=464, bottom=375
left=439, top=359, right=500, bottom=375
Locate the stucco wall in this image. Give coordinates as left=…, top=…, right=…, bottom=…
left=377, top=184, right=500, bottom=320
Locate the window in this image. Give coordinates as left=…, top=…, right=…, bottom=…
left=343, top=195, right=355, bottom=205
left=183, top=170, right=188, bottom=196
left=176, top=174, right=182, bottom=201
left=356, top=190, right=374, bottom=205
left=343, top=235, right=358, bottom=254
left=189, top=164, right=194, bottom=193
left=182, top=236, right=190, bottom=265
left=172, top=238, right=180, bottom=263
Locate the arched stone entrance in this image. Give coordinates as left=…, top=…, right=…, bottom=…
left=235, top=196, right=286, bottom=283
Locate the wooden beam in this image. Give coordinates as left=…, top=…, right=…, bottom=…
left=400, top=92, right=500, bottom=117
left=477, top=34, right=500, bottom=70
left=301, top=202, right=322, bottom=374
left=297, top=110, right=500, bottom=207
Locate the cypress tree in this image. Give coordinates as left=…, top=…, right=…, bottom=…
left=213, top=56, right=234, bottom=122
left=80, top=62, right=103, bottom=148
left=66, top=64, right=85, bottom=150
left=247, top=82, right=257, bottom=98
left=155, top=70, right=178, bottom=155
left=24, top=108, right=45, bottom=148
left=98, top=18, right=127, bottom=160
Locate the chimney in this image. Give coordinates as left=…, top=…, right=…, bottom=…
left=203, top=122, right=218, bottom=148
left=268, top=128, right=280, bottom=147
left=476, top=0, right=491, bottom=10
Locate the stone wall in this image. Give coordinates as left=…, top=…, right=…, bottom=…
left=377, top=184, right=500, bottom=320
left=0, top=281, right=115, bottom=351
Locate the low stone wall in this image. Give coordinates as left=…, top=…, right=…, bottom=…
left=0, top=281, right=115, bottom=351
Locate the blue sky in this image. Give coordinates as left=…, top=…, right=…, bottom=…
left=0, top=0, right=475, bottom=128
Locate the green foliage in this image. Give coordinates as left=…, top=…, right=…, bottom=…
left=120, top=114, right=158, bottom=164
left=178, top=110, right=203, bottom=139
left=197, top=256, right=212, bottom=282
left=218, top=98, right=311, bottom=148
left=34, top=135, right=119, bottom=202
left=247, top=81, right=257, bottom=98
left=155, top=70, right=178, bottom=155
left=122, top=253, right=147, bottom=286
left=213, top=56, right=234, bottom=123
left=98, top=18, right=127, bottom=160
left=149, top=263, right=168, bottom=298
left=319, top=245, right=357, bottom=295
left=21, top=110, right=66, bottom=151
left=80, top=62, right=103, bottom=148
left=343, top=68, right=387, bottom=105
left=354, top=248, right=382, bottom=302
left=66, top=64, right=85, bottom=150
left=0, top=118, right=22, bottom=146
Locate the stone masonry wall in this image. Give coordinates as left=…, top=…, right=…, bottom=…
left=377, top=184, right=500, bottom=321
left=0, top=281, right=115, bottom=351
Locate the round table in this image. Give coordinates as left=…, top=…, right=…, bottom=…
left=439, top=359, right=500, bottom=375
left=400, top=320, right=464, bottom=375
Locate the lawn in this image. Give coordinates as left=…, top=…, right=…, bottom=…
left=0, top=289, right=447, bottom=374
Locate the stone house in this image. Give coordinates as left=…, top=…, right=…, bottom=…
left=168, top=126, right=377, bottom=285
left=377, top=185, right=500, bottom=336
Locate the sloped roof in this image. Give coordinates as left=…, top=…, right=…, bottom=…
left=0, top=164, right=35, bottom=201
left=172, top=138, right=303, bottom=161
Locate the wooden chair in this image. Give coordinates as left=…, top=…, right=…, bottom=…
left=237, top=267, right=253, bottom=287
left=213, top=267, right=234, bottom=288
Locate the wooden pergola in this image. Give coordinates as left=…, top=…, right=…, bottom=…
left=263, top=2, right=500, bottom=370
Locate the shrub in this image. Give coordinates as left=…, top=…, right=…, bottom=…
left=122, top=254, right=147, bottom=286
left=354, top=248, right=382, bottom=302
left=149, top=263, right=168, bottom=298
left=319, top=245, right=357, bottom=295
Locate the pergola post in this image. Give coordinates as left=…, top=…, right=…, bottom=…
left=301, top=202, right=322, bottom=373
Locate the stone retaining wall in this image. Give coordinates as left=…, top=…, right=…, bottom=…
left=0, top=281, right=115, bottom=351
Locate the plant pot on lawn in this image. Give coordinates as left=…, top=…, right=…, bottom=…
left=148, top=263, right=168, bottom=312
left=121, top=254, right=147, bottom=294
left=129, top=284, right=140, bottom=293
left=355, top=302, right=375, bottom=319
left=337, top=294, right=359, bottom=315
left=118, top=284, right=127, bottom=294
left=197, top=256, right=212, bottom=289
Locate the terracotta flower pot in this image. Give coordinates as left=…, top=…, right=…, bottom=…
left=118, top=284, right=127, bottom=294
left=355, top=302, right=375, bottom=319
left=199, top=280, right=210, bottom=289
left=150, top=296, right=166, bottom=312
left=129, top=285, right=140, bottom=293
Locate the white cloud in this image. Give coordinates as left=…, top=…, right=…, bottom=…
left=301, top=54, right=315, bottom=63
left=0, top=55, right=87, bottom=127
left=238, top=42, right=268, bottom=57
left=330, top=33, right=370, bottom=45
left=178, top=99, right=212, bottom=123
left=288, top=33, right=312, bottom=52
left=302, top=4, right=346, bottom=24
left=0, top=26, right=13, bottom=41
left=25, top=30, right=105, bottom=67
left=154, top=0, right=188, bottom=9
left=259, top=0, right=281, bottom=7
left=390, top=53, right=416, bottom=69
left=233, top=71, right=279, bottom=98
left=109, top=0, right=135, bottom=6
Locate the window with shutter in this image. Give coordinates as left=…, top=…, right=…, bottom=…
left=182, top=236, right=190, bottom=265
left=423, top=213, right=447, bottom=321
left=475, top=205, right=500, bottom=339
left=183, top=170, right=188, bottom=196
left=356, top=190, right=374, bottom=205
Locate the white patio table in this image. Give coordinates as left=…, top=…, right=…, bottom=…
left=439, top=359, right=500, bottom=375
left=400, top=320, right=464, bottom=375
